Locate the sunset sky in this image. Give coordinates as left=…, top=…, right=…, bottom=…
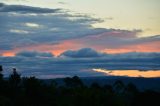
left=0, top=0, right=160, bottom=78
left=0, top=0, right=160, bottom=56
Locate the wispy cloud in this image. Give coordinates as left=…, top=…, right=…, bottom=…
left=0, top=3, right=107, bottom=54
left=0, top=3, right=60, bottom=13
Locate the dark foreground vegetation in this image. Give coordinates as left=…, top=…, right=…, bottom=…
left=0, top=65, right=160, bottom=106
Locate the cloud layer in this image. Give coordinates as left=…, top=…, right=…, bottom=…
left=0, top=49, right=160, bottom=78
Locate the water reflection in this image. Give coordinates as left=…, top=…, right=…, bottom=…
left=93, top=69, right=160, bottom=78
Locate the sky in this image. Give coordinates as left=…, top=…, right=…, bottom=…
left=0, top=0, right=160, bottom=78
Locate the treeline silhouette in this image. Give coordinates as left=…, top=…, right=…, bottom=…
left=0, top=65, right=160, bottom=106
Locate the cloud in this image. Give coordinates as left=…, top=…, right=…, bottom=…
left=57, top=2, right=67, bottom=5
left=9, top=29, right=29, bottom=34
left=60, top=48, right=105, bottom=58
left=0, top=50, right=160, bottom=78
left=16, top=51, right=54, bottom=57
left=0, top=3, right=107, bottom=53
left=70, top=29, right=143, bottom=47
left=0, top=3, right=60, bottom=13
left=58, top=31, right=160, bottom=53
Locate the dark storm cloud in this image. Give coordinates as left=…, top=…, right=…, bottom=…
left=0, top=49, right=160, bottom=78
left=0, top=3, right=60, bottom=13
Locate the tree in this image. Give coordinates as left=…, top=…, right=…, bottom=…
left=64, top=76, right=84, bottom=88
left=126, top=83, right=138, bottom=94
left=23, top=77, right=48, bottom=106
left=9, top=68, right=21, bottom=88
left=0, top=65, right=4, bottom=96
left=0, top=65, right=2, bottom=72
left=91, top=82, right=101, bottom=89
left=72, top=76, right=84, bottom=87
left=0, top=65, right=3, bottom=80
left=0, top=65, right=4, bottom=91
left=113, top=80, right=125, bottom=94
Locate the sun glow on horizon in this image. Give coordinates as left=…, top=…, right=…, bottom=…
left=93, top=69, right=160, bottom=78
left=2, top=52, right=15, bottom=57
